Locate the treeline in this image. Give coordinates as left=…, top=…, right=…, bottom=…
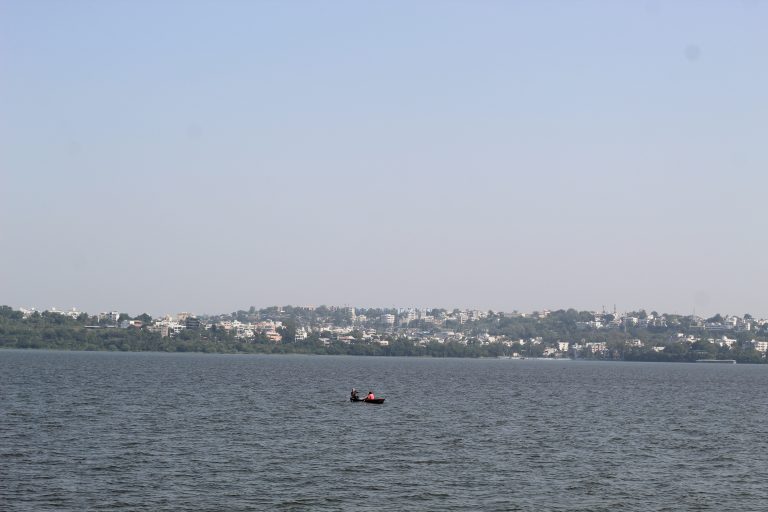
left=0, top=306, right=503, bottom=357
left=3, top=305, right=768, bottom=362
left=0, top=306, right=247, bottom=353
left=468, top=309, right=764, bottom=344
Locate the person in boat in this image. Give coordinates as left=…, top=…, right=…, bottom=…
left=350, top=388, right=359, bottom=401
left=366, top=390, right=375, bottom=400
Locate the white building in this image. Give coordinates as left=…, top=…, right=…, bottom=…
left=585, top=342, right=607, bottom=353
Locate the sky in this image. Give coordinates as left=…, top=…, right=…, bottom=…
left=1, top=1, right=767, bottom=317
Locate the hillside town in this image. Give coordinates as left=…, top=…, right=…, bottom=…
left=11, top=304, right=768, bottom=361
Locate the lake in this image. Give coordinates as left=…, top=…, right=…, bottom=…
left=1, top=350, right=767, bottom=511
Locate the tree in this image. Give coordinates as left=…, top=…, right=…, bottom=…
left=277, top=318, right=297, bottom=343
left=135, top=313, right=152, bottom=324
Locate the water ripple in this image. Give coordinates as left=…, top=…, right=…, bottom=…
left=2, top=351, right=768, bottom=511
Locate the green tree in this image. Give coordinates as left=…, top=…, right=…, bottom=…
left=135, top=313, right=152, bottom=324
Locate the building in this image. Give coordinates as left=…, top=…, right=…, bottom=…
left=100, top=311, right=120, bottom=323
left=585, top=342, right=607, bottom=353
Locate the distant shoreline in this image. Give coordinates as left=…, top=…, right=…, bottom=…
left=1, top=346, right=756, bottom=364
left=3, top=305, right=766, bottom=364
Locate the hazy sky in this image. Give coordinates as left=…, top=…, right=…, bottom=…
left=2, top=1, right=766, bottom=317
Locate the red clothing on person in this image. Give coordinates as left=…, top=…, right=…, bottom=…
left=366, top=392, right=375, bottom=400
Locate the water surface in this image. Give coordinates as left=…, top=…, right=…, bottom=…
left=2, top=350, right=767, bottom=511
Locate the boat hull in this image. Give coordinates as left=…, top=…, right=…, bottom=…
left=350, top=397, right=385, bottom=404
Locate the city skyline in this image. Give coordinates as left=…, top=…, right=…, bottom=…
left=3, top=302, right=766, bottom=363
left=6, top=301, right=763, bottom=321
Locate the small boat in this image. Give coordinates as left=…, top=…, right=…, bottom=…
left=350, top=397, right=385, bottom=404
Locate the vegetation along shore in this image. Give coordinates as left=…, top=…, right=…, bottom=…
left=1, top=305, right=767, bottom=363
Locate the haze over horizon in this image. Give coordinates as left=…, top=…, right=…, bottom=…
left=2, top=2, right=767, bottom=318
